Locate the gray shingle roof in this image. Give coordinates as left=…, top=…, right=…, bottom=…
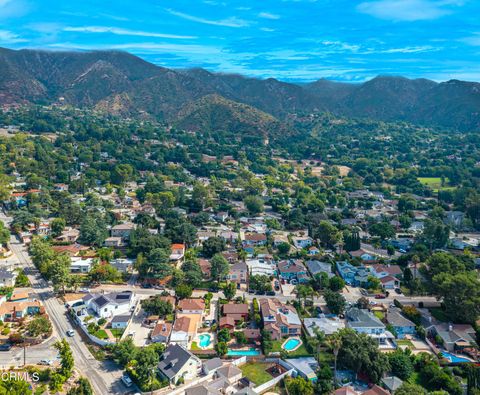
left=158, top=344, right=196, bottom=380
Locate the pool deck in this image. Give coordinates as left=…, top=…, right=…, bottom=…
left=281, top=336, right=303, bottom=352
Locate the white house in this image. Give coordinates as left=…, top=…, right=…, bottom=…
left=246, top=258, right=277, bottom=276
left=70, top=257, right=94, bottom=273
left=83, top=291, right=135, bottom=319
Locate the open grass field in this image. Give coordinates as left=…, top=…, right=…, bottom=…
left=418, top=177, right=455, bottom=192
left=240, top=362, right=272, bottom=385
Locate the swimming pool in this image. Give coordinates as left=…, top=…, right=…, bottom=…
left=227, top=348, right=261, bottom=356
left=283, top=338, right=301, bottom=351
left=441, top=351, right=471, bottom=364
left=199, top=334, right=212, bottom=348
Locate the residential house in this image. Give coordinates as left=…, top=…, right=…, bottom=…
left=303, top=316, right=345, bottom=336
left=332, top=387, right=359, bottom=395
left=246, top=258, right=276, bottom=276
left=307, top=246, right=320, bottom=255
left=178, top=299, right=205, bottom=315
left=429, top=323, right=477, bottom=352
left=336, top=261, right=372, bottom=287
left=55, top=227, right=80, bottom=243
left=82, top=291, right=134, bottom=319
left=386, top=308, right=416, bottom=339
left=0, top=269, right=17, bottom=287
left=260, top=298, right=301, bottom=340
left=381, top=377, right=403, bottom=393
left=224, top=262, right=246, bottom=286
left=292, top=236, right=313, bottom=249
left=70, top=257, right=93, bottom=273
left=111, top=315, right=130, bottom=329
left=0, top=301, right=43, bottom=321
left=363, top=385, right=391, bottom=395
left=350, top=243, right=398, bottom=262
left=285, top=357, right=318, bottom=381
left=222, top=303, right=249, bottom=323
left=104, top=236, right=124, bottom=248
left=346, top=307, right=394, bottom=346
left=306, top=260, right=334, bottom=278
left=219, top=316, right=235, bottom=331
left=242, top=233, right=267, bottom=247
left=277, top=260, right=309, bottom=284
left=151, top=321, right=172, bottom=343
left=158, top=344, right=202, bottom=384
left=170, top=243, right=185, bottom=266
left=111, top=258, right=134, bottom=273
left=111, top=223, right=135, bottom=240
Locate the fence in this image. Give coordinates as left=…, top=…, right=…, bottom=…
left=253, top=368, right=294, bottom=394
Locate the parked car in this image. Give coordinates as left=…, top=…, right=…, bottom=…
left=255, top=290, right=266, bottom=295
left=266, top=291, right=276, bottom=296
left=66, top=329, right=75, bottom=337
left=122, top=374, right=133, bottom=387
left=0, top=343, right=11, bottom=351
left=394, top=288, right=402, bottom=294
left=39, top=359, right=54, bottom=366
left=375, top=294, right=386, bottom=299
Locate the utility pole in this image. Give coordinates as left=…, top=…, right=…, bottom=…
left=23, top=336, right=26, bottom=366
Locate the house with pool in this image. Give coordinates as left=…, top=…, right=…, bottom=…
left=260, top=298, right=301, bottom=340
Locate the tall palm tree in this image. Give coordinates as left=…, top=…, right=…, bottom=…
left=327, top=333, right=342, bottom=388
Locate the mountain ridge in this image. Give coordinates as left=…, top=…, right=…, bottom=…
left=1, top=47, right=480, bottom=131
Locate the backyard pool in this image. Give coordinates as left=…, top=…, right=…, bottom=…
left=282, top=338, right=302, bottom=352
left=199, top=334, right=212, bottom=348
left=441, top=351, right=472, bottom=364
left=227, top=348, right=261, bottom=356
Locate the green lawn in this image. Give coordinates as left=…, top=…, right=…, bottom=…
left=191, top=341, right=201, bottom=351
left=418, top=177, right=455, bottom=192
left=94, top=329, right=108, bottom=340
left=110, top=329, right=124, bottom=338
left=240, top=362, right=272, bottom=385
left=396, top=339, right=415, bottom=349
left=270, top=339, right=312, bottom=358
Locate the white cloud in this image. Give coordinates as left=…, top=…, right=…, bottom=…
left=0, top=29, right=26, bottom=43
left=63, top=26, right=196, bottom=40
left=461, top=33, right=480, bottom=46
left=258, top=12, right=280, bottom=20
left=166, top=9, right=250, bottom=28
left=260, top=27, right=276, bottom=32
left=380, top=45, right=438, bottom=53
left=357, top=0, right=465, bottom=21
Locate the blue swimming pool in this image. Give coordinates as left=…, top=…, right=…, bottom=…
left=441, top=351, right=471, bottom=364
left=283, top=338, right=301, bottom=351
left=199, top=334, right=212, bottom=348
left=227, top=348, right=261, bottom=356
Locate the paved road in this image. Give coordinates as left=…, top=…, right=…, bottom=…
left=0, top=211, right=133, bottom=395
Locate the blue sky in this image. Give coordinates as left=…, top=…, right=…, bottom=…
left=1, top=0, right=479, bottom=82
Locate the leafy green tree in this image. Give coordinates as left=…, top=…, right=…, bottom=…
left=202, top=237, right=226, bottom=258
left=175, top=284, right=193, bottom=299
left=244, top=195, right=264, bottom=215
left=249, top=274, right=272, bottom=292
left=315, top=221, right=340, bottom=248
left=135, top=347, right=159, bottom=386
left=215, top=341, right=228, bottom=356
left=217, top=328, right=231, bottom=343
left=329, top=276, right=345, bottom=292
left=337, top=328, right=390, bottom=384
left=51, top=217, right=66, bottom=238
left=79, top=213, right=108, bottom=246
left=285, top=376, right=314, bottom=395
left=67, top=378, right=93, bottom=395
left=111, top=338, right=137, bottom=367
left=55, top=339, right=74, bottom=378
left=223, top=282, right=237, bottom=301
left=394, top=382, right=427, bottom=395
left=0, top=376, right=33, bottom=394
left=277, top=242, right=291, bottom=255
left=48, top=254, right=71, bottom=294
left=211, top=254, right=229, bottom=282
left=323, top=290, right=346, bottom=315
left=422, top=218, right=450, bottom=250
left=141, top=297, right=173, bottom=317
left=388, top=349, right=414, bottom=380
left=0, top=221, right=10, bottom=246
left=369, top=222, right=396, bottom=240
left=433, top=271, right=480, bottom=323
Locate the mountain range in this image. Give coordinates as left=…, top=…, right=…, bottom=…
left=1, top=47, right=480, bottom=133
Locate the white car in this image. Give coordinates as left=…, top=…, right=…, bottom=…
left=67, top=330, right=75, bottom=337
left=39, top=359, right=53, bottom=366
